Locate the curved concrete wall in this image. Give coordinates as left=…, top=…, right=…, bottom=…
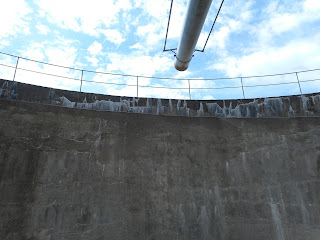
left=1, top=79, right=320, bottom=118
left=0, top=96, right=320, bottom=239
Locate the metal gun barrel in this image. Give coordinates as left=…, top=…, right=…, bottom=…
left=174, top=0, right=213, bottom=71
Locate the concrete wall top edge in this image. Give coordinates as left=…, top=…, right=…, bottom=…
left=1, top=79, right=320, bottom=118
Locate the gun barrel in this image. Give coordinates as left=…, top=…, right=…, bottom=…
left=174, top=0, right=213, bottom=71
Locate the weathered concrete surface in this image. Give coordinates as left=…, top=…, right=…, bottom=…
left=0, top=98, right=320, bottom=240
left=1, top=79, right=320, bottom=118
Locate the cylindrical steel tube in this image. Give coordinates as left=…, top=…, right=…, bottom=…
left=174, top=0, right=213, bottom=71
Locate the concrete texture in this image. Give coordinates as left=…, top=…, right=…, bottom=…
left=1, top=97, right=320, bottom=240
left=1, top=79, right=320, bottom=118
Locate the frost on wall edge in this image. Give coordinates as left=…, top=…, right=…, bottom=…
left=0, top=79, right=320, bottom=118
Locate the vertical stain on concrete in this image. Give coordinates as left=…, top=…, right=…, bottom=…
left=268, top=188, right=285, bottom=240
left=168, top=99, right=173, bottom=113
left=197, top=102, right=204, bottom=117
left=177, top=100, right=190, bottom=116
left=241, top=152, right=247, bottom=173
left=200, top=206, right=210, bottom=240
left=296, top=184, right=310, bottom=225
left=0, top=81, right=9, bottom=98
left=213, top=185, right=226, bottom=240
left=206, top=102, right=222, bottom=116
left=157, top=98, right=165, bottom=115
left=300, top=95, right=310, bottom=114
left=264, top=98, right=283, bottom=117
left=178, top=204, right=187, bottom=234
left=48, top=88, right=55, bottom=103
left=288, top=105, right=295, bottom=117
left=10, top=81, right=18, bottom=99
left=270, top=203, right=285, bottom=240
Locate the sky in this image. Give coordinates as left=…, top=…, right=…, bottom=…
left=0, top=0, right=320, bottom=100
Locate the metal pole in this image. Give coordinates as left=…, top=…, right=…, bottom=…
left=296, top=72, right=302, bottom=95
left=188, top=79, right=191, bottom=100
left=240, top=77, right=245, bottom=99
left=136, top=76, right=139, bottom=98
left=80, top=70, right=83, bottom=92
left=174, top=0, right=213, bottom=71
left=13, top=57, right=19, bottom=82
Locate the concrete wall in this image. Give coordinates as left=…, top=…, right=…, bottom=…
left=1, top=79, right=320, bottom=118
left=1, top=98, right=320, bottom=240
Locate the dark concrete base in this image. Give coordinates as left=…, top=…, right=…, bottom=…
left=0, top=98, right=320, bottom=239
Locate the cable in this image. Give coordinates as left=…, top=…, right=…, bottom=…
left=2, top=62, right=320, bottom=91
left=163, top=0, right=225, bottom=53
left=0, top=63, right=79, bottom=81
left=1, top=51, right=320, bottom=81
left=201, top=0, right=225, bottom=52
left=163, top=0, right=174, bottom=51
left=243, top=81, right=298, bottom=88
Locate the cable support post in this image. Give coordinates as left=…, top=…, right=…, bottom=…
left=188, top=79, right=191, bottom=100
left=80, top=70, right=84, bottom=92
left=240, top=77, right=245, bottom=99
left=137, top=76, right=139, bottom=98
left=295, top=72, right=303, bottom=95
left=13, top=57, right=20, bottom=82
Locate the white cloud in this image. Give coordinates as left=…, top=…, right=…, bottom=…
left=86, top=57, right=99, bottom=67
left=99, top=51, right=197, bottom=99
left=36, top=0, right=132, bottom=36
left=116, top=0, right=132, bottom=11
left=14, top=40, right=80, bottom=91
left=106, top=53, right=172, bottom=77
left=0, top=40, right=10, bottom=49
left=206, top=0, right=320, bottom=93
left=0, top=0, right=32, bottom=39
left=252, top=0, right=320, bottom=46
left=211, top=34, right=320, bottom=79
left=19, top=43, right=46, bottom=61
left=134, top=0, right=187, bottom=51
left=199, top=0, right=254, bottom=52
left=46, top=49, right=76, bottom=68
left=304, top=0, right=320, bottom=10
left=0, top=55, right=18, bottom=80
left=101, top=29, right=125, bottom=45
left=36, top=24, right=50, bottom=35
left=87, top=41, right=103, bottom=55
left=2, top=0, right=319, bottom=100
left=137, top=24, right=164, bottom=46
left=174, top=70, right=194, bottom=79
left=129, top=43, right=144, bottom=50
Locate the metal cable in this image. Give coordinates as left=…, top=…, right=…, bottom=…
left=1, top=51, right=320, bottom=81
left=192, top=85, right=241, bottom=90
left=0, top=63, right=79, bottom=81
left=201, top=0, right=225, bottom=52
left=243, top=81, right=298, bottom=88
left=139, top=85, right=189, bottom=90
left=163, top=0, right=174, bottom=51
left=1, top=62, right=320, bottom=91
left=299, top=78, right=320, bottom=83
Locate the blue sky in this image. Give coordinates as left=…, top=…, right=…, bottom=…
left=0, top=0, right=320, bottom=100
